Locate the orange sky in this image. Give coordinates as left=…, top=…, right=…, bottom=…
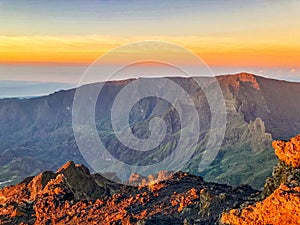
left=1, top=34, right=299, bottom=68
left=1, top=0, right=300, bottom=80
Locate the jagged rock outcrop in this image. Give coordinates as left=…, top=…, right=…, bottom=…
left=273, top=135, right=300, bottom=168
left=221, top=182, right=300, bottom=225
left=0, top=163, right=257, bottom=224
left=221, top=135, right=300, bottom=225
left=0, top=161, right=123, bottom=224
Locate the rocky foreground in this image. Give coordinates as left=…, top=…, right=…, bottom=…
left=221, top=135, right=300, bottom=225
left=0, top=135, right=300, bottom=224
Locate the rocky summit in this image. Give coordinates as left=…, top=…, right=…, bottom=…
left=0, top=161, right=257, bottom=224
left=0, top=134, right=300, bottom=224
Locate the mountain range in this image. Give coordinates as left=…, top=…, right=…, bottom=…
left=1, top=73, right=300, bottom=189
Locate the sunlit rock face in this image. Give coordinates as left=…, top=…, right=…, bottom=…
left=273, top=134, right=300, bottom=168
left=221, top=135, right=300, bottom=225
left=221, top=182, right=300, bottom=225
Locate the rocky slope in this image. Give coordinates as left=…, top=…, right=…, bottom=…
left=221, top=135, right=300, bottom=225
left=0, top=161, right=126, bottom=225
left=1, top=73, right=300, bottom=188
left=1, top=134, right=300, bottom=224
left=0, top=161, right=257, bottom=225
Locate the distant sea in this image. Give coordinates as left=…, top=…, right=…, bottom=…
left=0, top=80, right=75, bottom=99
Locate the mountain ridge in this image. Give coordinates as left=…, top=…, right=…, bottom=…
left=1, top=73, right=300, bottom=189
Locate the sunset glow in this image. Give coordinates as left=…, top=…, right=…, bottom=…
left=1, top=0, right=300, bottom=81
left=1, top=35, right=300, bottom=68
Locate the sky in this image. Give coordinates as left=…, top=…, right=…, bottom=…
left=0, top=0, right=300, bottom=83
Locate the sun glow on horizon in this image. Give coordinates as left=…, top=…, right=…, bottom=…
left=1, top=34, right=300, bottom=69
left=1, top=1, right=300, bottom=81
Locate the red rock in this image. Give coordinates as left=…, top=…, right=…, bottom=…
left=273, top=135, right=300, bottom=168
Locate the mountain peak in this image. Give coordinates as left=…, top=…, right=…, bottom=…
left=218, top=72, right=260, bottom=90
left=56, top=161, right=75, bottom=173
left=56, top=161, right=90, bottom=175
